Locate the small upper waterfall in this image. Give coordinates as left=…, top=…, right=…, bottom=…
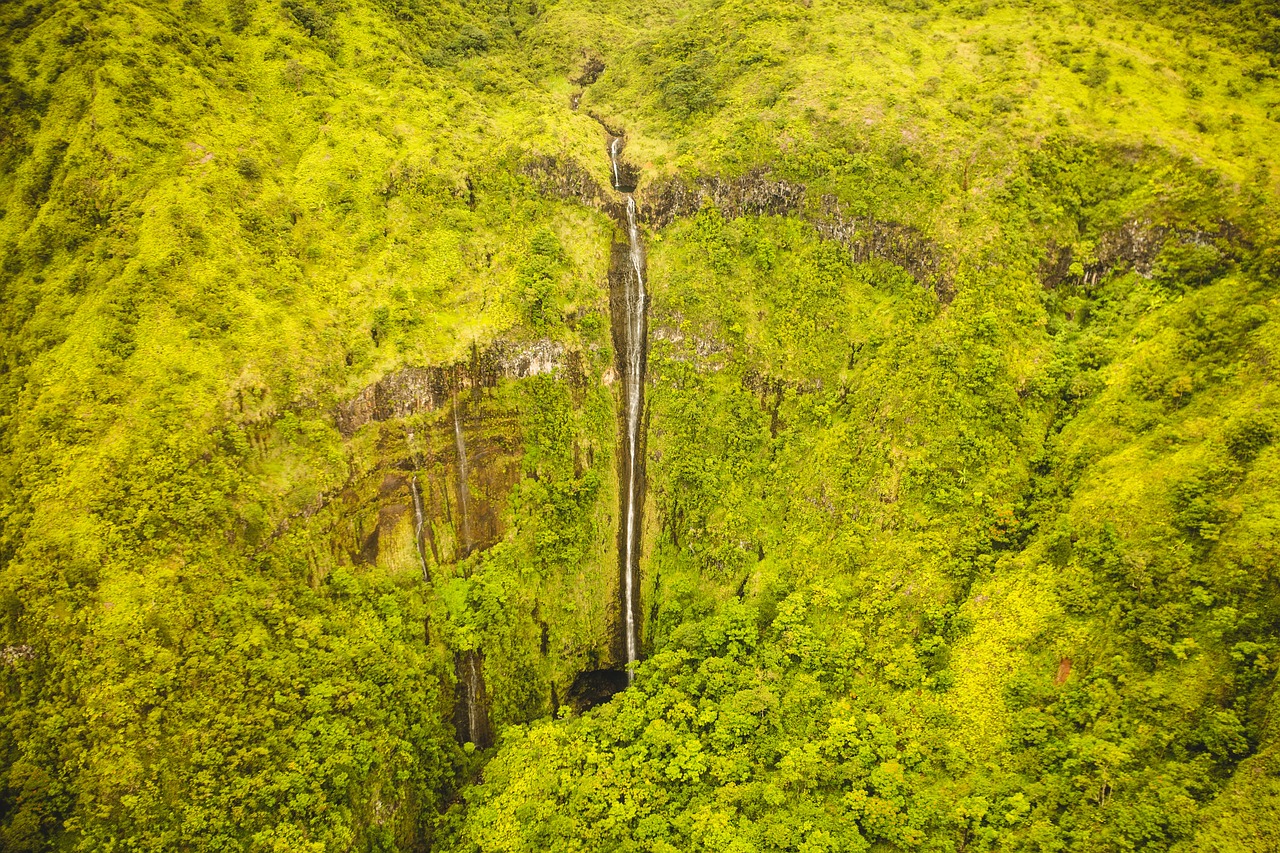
left=452, top=393, right=472, bottom=559
left=608, top=135, right=647, bottom=680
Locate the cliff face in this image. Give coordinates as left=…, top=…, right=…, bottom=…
left=640, top=170, right=807, bottom=227
left=524, top=157, right=955, bottom=302
left=1038, top=218, right=1249, bottom=289
left=337, top=341, right=570, bottom=437
left=644, top=173, right=953, bottom=301
left=324, top=326, right=623, bottom=736
left=521, top=154, right=619, bottom=219
left=341, top=406, right=522, bottom=570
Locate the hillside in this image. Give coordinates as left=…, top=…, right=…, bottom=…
left=1, top=0, right=1278, bottom=850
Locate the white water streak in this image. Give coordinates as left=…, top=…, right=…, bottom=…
left=622, top=193, right=646, bottom=680
left=467, top=653, right=482, bottom=744
left=453, top=396, right=472, bottom=556
left=409, top=474, right=430, bottom=582
left=406, top=428, right=431, bottom=582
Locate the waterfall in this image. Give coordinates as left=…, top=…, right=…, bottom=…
left=467, top=653, right=483, bottom=743
left=409, top=474, right=430, bottom=583
left=406, top=428, right=432, bottom=582
left=607, top=135, right=647, bottom=682
left=453, top=394, right=472, bottom=559
left=454, top=649, right=491, bottom=748
left=622, top=195, right=645, bottom=679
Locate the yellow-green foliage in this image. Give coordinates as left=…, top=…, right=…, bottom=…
left=1, top=0, right=1279, bottom=850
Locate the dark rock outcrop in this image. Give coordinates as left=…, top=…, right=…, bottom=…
left=643, top=169, right=806, bottom=227
left=644, top=171, right=953, bottom=302
left=520, top=154, right=954, bottom=303
left=572, top=56, right=605, bottom=86
left=521, top=154, right=619, bottom=219
left=567, top=668, right=629, bottom=713
left=337, top=340, right=564, bottom=437
left=812, top=196, right=952, bottom=301
left=1039, top=218, right=1247, bottom=289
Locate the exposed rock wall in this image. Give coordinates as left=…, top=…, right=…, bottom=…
left=644, top=172, right=953, bottom=302
left=453, top=649, right=493, bottom=748
left=521, top=156, right=955, bottom=303
left=811, top=197, right=952, bottom=302
left=642, top=169, right=806, bottom=227
left=337, top=340, right=565, bottom=437
left=521, top=154, right=619, bottom=219
left=328, top=391, right=524, bottom=568
left=1038, top=219, right=1247, bottom=289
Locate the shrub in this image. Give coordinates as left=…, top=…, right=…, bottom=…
left=1152, top=240, right=1230, bottom=290
left=659, top=61, right=717, bottom=119
left=1224, top=415, right=1276, bottom=463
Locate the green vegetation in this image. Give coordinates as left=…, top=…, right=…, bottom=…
left=1, top=0, right=1278, bottom=850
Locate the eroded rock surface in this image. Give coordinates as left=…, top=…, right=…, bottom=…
left=642, top=169, right=806, bottom=227
left=522, top=156, right=955, bottom=303
left=645, top=172, right=953, bottom=302
left=1039, top=219, right=1247, bottom=289
left=337, top=340, right=565, bottom=437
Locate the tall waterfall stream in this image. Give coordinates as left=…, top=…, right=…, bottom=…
left=446, top=134, right=651, bottom=731
left=610, top=135, right=647, bottom=681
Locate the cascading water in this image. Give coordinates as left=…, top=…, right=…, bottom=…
left=454, top=649, right=492, bottom=748
left=409, top=475, right=430, bottom=581
left=609, top=136, right=647, bottom=681
left=466, top=653, right=483, bottom=742
left=406, top=428, right=432, bottom=583
left=452, top=393, right=472, bottom=559
left=440, top=400, right=491, bottom=745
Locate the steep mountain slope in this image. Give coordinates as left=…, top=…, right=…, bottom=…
left=0, top=0, right=620, bottom=847
left=1, top=0, right=1278, bottom=851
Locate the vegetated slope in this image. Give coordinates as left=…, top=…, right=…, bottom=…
left=0, top=0, right=619, bottom=848
left=455, top=201, right=1280, bottom=853
left=450, top=1, right=1280, bottom=852
left=0, top=0, right=1277, bottom=852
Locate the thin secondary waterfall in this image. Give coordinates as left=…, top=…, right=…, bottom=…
left=409, top=474, right=430, bottom=582
left=452, top=393, right=472, bottom=559
left=466, top=653, right=483, bottom=742
left=405, top=428, right=432, bottom=583
left=609, top=135, right=647, bottom=680
left=454, top=649, right=492, bottom=748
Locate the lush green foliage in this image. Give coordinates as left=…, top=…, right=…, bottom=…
left=453, top=146, right=1280, bottom=846
left=1, top=0, right=1278, bottom=850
